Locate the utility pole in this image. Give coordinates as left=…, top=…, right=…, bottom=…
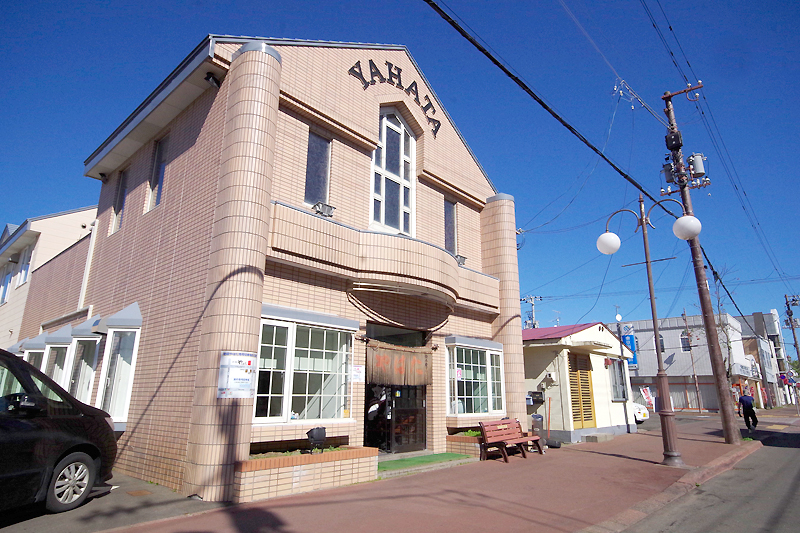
left=662, top=84, right=741, bottom=445
left=682, top=309, right=703, bottom=412
left=784, top=295, right=800, bottom=411
left=785, top=295, right=800, bottom=366
left=521, top=295, right=542, bottom=328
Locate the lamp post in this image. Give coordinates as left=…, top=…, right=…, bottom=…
left=597, top=194, right=700, bottom=467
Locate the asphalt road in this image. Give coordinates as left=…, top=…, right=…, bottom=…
left=624, top=415, right=800, bottom=533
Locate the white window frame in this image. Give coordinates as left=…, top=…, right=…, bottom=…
left=0, top=263, right=12, bottom=304
left=15, top=246, right=32, bottom=288
left=446, top=344, right=506, bottom=416
left=370, top=108, right=416, bottom=236
left=610, top=358, right=628, bottom=401
left=95, top=328, right=141, bottom=427
left=41, top=344, right=71, bottom=389
left=23, top=350, right=45, bottom=371
left=253, top=318, right=353, bottom=424
left=63, top=337, right=100, bottom=404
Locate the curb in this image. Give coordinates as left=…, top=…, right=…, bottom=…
left=578, top=440, right=763, bottom=533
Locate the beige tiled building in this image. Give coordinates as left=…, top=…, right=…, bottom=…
left=9, top=36, right=525, bottom=501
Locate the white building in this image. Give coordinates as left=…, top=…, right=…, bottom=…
left=620, top=313, right=752, bottom=412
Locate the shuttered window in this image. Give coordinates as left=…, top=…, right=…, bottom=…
left=569, top=353, right=596, bottom=429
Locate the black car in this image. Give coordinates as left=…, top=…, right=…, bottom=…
left=0, top=348, right=117, bottom=512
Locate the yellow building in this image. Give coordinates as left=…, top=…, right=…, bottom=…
left=523, top=323, right=636, bottom=443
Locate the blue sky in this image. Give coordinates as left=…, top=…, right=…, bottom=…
left=2, top=0, right=798, bottom=344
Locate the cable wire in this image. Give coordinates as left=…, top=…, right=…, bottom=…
left=421, top=0, right=674, bottom=215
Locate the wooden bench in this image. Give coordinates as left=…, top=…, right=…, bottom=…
left=479, top=419, right=544, bottom=462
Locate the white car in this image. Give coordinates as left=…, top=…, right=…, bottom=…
left=632, top=402, right=650, bottom=424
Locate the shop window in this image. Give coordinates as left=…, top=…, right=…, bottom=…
left=371, top=109, right=415, bottom=235
left=146, top=137, right=168, bottom=211
left=444, top=199, right=457, bottom=254
left=447, top=346, right=504, bottom=415
left=16, top=246, right=32, bottom=287
left=610, top=359, right=627, bottom=401
left=96, top=329, right=140, bottom=424
left=304, top=132, right=331, bottom=206
left=255, top=320, right=352, bottom=422
left=112, top=169, right=128, bottom=233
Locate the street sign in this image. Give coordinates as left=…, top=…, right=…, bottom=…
left=622, top=323, right=638, bottom=369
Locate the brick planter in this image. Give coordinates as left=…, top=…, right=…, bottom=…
left=446, top=434, right=482, bottom=458
left=233, top=446, right=379, bottom=503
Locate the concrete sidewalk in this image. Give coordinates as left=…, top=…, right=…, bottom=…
left=7, top=408, right=793, bottom=533
left=89, top=411, right=776, bottom=533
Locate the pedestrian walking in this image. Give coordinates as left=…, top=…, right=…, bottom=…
left=737, top=388, right=758, bottom=433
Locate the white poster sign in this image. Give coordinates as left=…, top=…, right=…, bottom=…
left=351, top=364, right=365, bottom=383
left=217, top=351, right=257, bottom=399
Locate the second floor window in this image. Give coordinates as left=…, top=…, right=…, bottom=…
left=112, top=170, right=128, bottom=232
left=681, top=331, right=691, bottom=352
left=444, top=199, right=457, bottom=254
left=371, top=109, right=415, bottom=235
left=16, top=246, right=31, bottom=287
left=304, top=132, right=331, bottom=206
left=0, top=265, right=12, bottom=304
left=147, top=137, right=168, bottom=211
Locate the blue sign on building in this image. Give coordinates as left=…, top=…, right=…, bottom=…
left=621, top=323, right=637, bottom=369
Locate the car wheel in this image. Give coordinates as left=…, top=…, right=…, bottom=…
left=45, top=452, right=96, bottom=512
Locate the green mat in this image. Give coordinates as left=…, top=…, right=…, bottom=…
left=377, top=453, right=470, bottom=471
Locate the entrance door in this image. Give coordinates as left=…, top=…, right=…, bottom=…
left=365, top=384, right=426, bottom=453
left=569, top=353, right=596, bottom=429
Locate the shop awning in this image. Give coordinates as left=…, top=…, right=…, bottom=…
left=366, top=340, right=432, bottom=386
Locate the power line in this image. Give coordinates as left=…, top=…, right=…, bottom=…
left=421, top=0, right=674, bottom=215
left=643, top=0, right=796, bottom=295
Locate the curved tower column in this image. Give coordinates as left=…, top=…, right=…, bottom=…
left=183, top=42, right=282, bottom=501
left=481, top=193, right=526, bottom=428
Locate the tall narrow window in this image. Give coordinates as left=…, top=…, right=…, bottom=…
left=304, top=132, right=331, bottom=206
left=97, top=330, right=139, bottom=422
left=44, top=346, right=69, bottom=387
left=112, top=170, right=128, bottom=232
left=371, top=109, right=415, bottom=235
left=0, top=265, right=12, bottom=304
left=16, top=246, right=31, bottom=287
left=444, top=199, right=457, bottom=254
left=68, top=339, right=99, bottom=403
left=610, top=359, right=627, bottom=400
left=147, top=137, right=168, bottom=211
left=658, top=334, right=665, bottom=353
left=680, top=331, right=691, bottom=352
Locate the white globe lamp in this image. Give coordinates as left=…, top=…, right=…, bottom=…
left=672, top=215, right=702, bottom=241
left=596, top=232, right=621, bottom=255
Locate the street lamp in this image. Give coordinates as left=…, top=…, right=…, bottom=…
left=597, top=194, right=700, bottom=467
